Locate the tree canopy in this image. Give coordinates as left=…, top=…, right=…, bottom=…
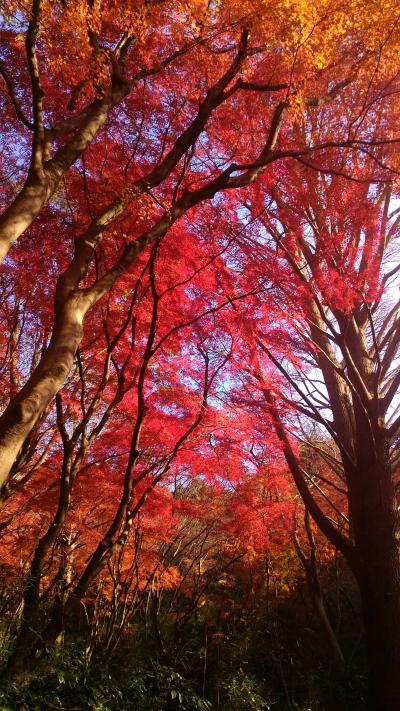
left=0, top=2, right=400, bottom=709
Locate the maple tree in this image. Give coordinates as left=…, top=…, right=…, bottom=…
left=237, top=169, right=400, bottom=709
left=1, top=1, right=400, bottom=709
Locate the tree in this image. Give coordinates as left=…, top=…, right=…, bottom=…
left=2, top=231, right=241, bottom=675
left=245, top=170, right=400, bottom=710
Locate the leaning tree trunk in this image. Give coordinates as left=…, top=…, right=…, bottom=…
left=0, top=295, right=86, bottom=487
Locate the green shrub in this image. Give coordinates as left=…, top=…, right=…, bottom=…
left=0, top=655, right=212, bottom=711
left=220, top=670, right=272, bottom=711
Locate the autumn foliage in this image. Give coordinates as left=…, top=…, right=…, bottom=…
left=0, top=1, right=400, bottom=710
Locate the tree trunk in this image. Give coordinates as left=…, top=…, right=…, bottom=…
left=354, top=507, right=400, bottom=710
left=0, top=296, right=86, bottom=487
left=349, top=435, right=400, bottom=711
left=0, top=178, right=51, bottom=263
left=360, top=567, right=400, bottom=711
left=3, top=601, right=66, bottom=681
left=293, top=514, right=345, bottom=670
left=0, top=85, right=130, bottom=265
